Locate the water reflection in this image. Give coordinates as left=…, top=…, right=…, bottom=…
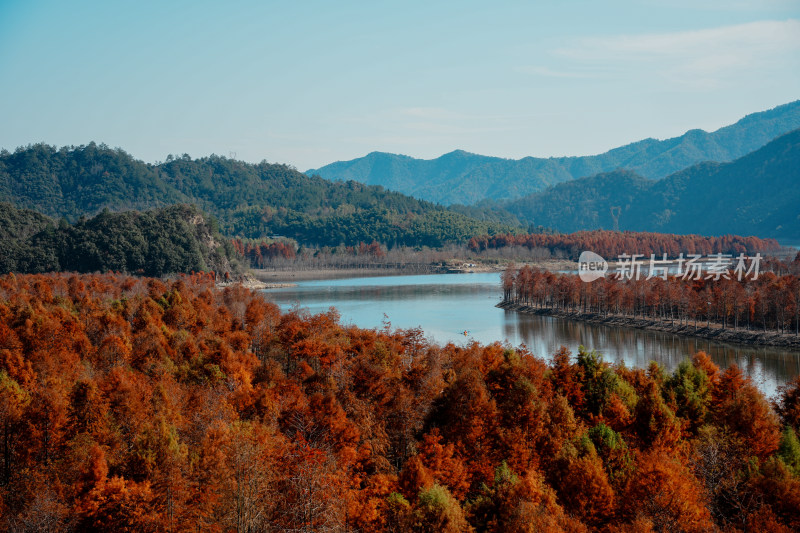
left=266, top=273, right=800, bottom=396
left=503, top=311, right=800, bottom=395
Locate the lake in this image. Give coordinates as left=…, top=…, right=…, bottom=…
left=265, top=272, right=800, bottom=396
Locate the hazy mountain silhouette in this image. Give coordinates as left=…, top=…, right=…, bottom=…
left=308, top=100, right=800, bottom=205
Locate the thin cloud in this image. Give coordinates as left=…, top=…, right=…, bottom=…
left=402, top=121, right=513, bottom=135
left=395, top=107, right=524, bottom=122
left=555, top=19, right=800, bottom=89
left=559, top=20, right=800, bottom=58
left=342, top=107, right=532, bottom=134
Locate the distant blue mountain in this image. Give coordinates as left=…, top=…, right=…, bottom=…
left=307, top=100, right=800, bottom=205
left=503, top=128, right=800, bottom=239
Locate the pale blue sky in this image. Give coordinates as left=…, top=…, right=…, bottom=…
left=1, top=0, right=799, bottom=170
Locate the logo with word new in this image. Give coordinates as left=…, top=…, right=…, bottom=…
left=578, top=251, right=608, bottom=282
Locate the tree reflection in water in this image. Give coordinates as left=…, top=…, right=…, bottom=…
left=503, top=310, right=800, bottom=396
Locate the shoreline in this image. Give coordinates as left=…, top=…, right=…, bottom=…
left=249, top=259, right=577, bottom=283
left=216, top=273, right=297, bottom=290
left=497, top=301, right=800, bottom=350
left=251, top=267, right=432, bottom=283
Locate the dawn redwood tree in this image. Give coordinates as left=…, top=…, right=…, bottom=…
left=622, top=448, right=711, bottom=532
left=552, top=443, right=615, bottom=527
left=712, top=366, right=781, bottom=460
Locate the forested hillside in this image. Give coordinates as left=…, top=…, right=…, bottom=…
left=0, top=203, right=238, bottom=276
left=0, top=144, right=517, bottom=248
left=504, top=128, right=800, bottom=238
left=0, top=144, right=187, bottom=217
left=308, top=100, right=800, bottom=205
left=0, top=273, right=798, bottom=531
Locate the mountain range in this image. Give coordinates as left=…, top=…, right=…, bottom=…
left=503, top=128, right=800, bottom=239
left=307, top=100, right=800, bottom=206
left=2, top=100, right=798, bottom=245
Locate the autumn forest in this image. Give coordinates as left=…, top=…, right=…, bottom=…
left=1, top=272, right=799, bottom=532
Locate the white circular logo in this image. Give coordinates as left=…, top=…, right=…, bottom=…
left=578, top=251, right=608, bottom=282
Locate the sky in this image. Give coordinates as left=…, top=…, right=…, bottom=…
left=1, top=0, right=799, bottom=171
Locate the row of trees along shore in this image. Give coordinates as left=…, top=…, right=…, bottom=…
left=0, top=272, right=799, bottom=531
left=470, top=230, right=781, bottom=260
left=502, top=253, right=800, bottom=334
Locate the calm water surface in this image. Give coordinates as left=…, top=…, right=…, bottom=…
left=265, top=272, right=800, bottom=396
